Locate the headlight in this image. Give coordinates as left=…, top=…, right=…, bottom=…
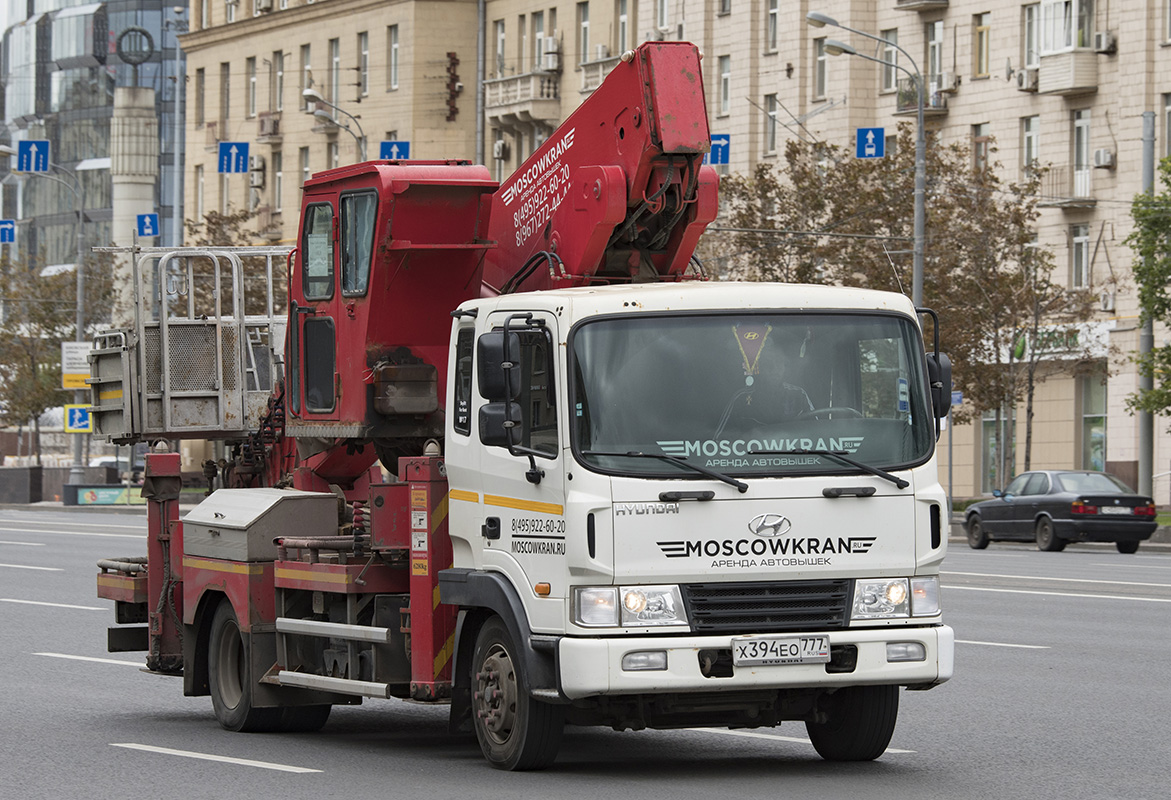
left=910, top=576, right=941, bottom=616
left=573, top=585, right=688, bottom=628
left=852, top=578, right=910, bottom=620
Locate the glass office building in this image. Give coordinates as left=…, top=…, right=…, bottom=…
left=1, top=0, right=184, bottom=265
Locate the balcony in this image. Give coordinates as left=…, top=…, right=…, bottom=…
left=1038, top=50, right=1097, bottom=96
left=894, top=77, right=950, bottom=117
left=895, top=0, right=948, bottom=9
left=581, top=55, right=622, bottom=93
left=1037, top=165, right=1096, bottom=208
left=484, top=72, right=561, bottom=130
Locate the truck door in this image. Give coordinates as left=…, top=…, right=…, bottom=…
left=477, top=312, right=567, bottom=597
left=291, top=201, right=338, bottom=418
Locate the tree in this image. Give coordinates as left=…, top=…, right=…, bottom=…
left=1127, top=158, right=1171, bottom=421
left=707, top=124, right=1099, bottom=484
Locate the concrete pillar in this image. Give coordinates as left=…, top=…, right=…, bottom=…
left=110, top=87, right=159, bottom=328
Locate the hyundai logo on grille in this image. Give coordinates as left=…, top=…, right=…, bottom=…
left=749, top=513, right=791, bottom=537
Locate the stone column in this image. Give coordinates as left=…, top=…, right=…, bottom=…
left=110, top=87, right=159, bottom=328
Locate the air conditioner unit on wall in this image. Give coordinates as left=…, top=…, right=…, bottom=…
left=938, top=70, right=959, bottom=93
left=1099, top=289, right=1115, bottom=312
left=1093, top=148, right=1115, bottom=169
left=492, top=139, right=510, bottom=160
left=541, top=36, right=560, bottom=72
left=1094, top=31, right=1116, bottom=55
left=258, top=114, right=280, bottom=137
left=1016, top=67, right=1039, bottom=92
left=256, top=0, right=272, bottom=11
left=595, top=44, right=609, bottom=61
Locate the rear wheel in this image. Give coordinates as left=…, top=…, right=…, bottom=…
left=966, top=516, right=989, bottom=549
left=1116, top=540, right=1140, bottom=554
left=806, top=685, right=899, bottom=762
left=471, top=616, right=564, bottom=770
left=1035, top=518, right=1066, bottom=552
left=208, top=601, right=282, bottom=732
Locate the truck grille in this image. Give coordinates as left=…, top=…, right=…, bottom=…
left=681, top=579, right=852, bottom=634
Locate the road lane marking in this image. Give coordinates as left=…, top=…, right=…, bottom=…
left=0, top=519, right=145, bottom=531
left=0, top=562, right=63, bottom=571
left=1091, top=562, right=1171, bottom=570
left=955, top=639, right=1050, bottom=649
left=34, top=652, right=143, bottom=666
left=946, top=585, right=1171, bottom=603
left=0, top=540, right=46, bottom=546
left=943, top=571, right=1171, bottom=589
left=0, top=526, right=145, bottom=540
left=2, top=598, right=105, bottom=610
left=691, top=727, right=915, bottom=754
left=110, top=743, right=322, bottom=773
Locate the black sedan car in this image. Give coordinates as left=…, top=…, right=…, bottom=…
left=965, top=470, right=1158, bottom=553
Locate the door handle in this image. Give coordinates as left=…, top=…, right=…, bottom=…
left=482, top=517, right=501, bottom=540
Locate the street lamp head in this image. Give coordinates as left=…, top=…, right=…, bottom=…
left=313, top=108, right=337, bottom=124
left=805, top=11, right=840, bottom=29
left=302, top=87, right=325, bottom=105
left=823, top=39, right=857, bottom=57
left=0, top=144, right=15, bottom=157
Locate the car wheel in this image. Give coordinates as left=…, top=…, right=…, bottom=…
left=1035, top=518, right=1066, bottom=552
left=1116, top=541, right=1140, bottom=554
left=966, top=516, right=990, bottom=549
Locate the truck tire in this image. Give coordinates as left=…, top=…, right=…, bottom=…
left=805, top=685, right=899, bottom=762
left=208, top=601, right=282, bottom=732
left=1035, top=518, right=1065, bottom=552
left=471, top=616, right=564, bottom=770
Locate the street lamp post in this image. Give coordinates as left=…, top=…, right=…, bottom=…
left=807, top=12, right=927, bottom=308
left=302, top=88, right=367, bottom=162
left=165, top=7, right=189, bottom=247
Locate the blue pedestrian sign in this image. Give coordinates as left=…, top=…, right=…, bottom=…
left=136, top=213, right=159, bottom=238
left=855, top=128, right=885, bottom=159
left=0, top=219, right=14, bottom=243
left=218, top=141, right=250, bottom=173
left=705, top=134, right=731, bottom=166
left=380, top=141, right=410, bottom=160
left=64, top=404, right=92, bottom=434
left=17, top=140, right=50, bottom=172
left=951, top=390, right=963, bottom=405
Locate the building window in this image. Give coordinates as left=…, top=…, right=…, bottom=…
left=974, top=13, right=991, bottom=77
left=329, top=39, right=340, bottom=102
left=272, top=51, right=284, bottom=112
left=517, top=14, right=527, bottom=69
left=246, top=57, right=257, bottom=117
left=301, top=44, right=312, bottom=110
left=1041, top=0, right=1091, bottom=53
left=389, top=25, right=400, bottom=89
left=195, top=68, right=205, bottom=126
left=981, top=408, right=1012, bottom=493
left=881, top=30, right=898, bottom=92
left=226, top=0, right=237, bottom=24
left=578, top=3, right=590, bottom=65
left=279, top=0, right=287, bottom=8
left=1022, top=115, right=1040, bottom=176
left=533, top=11, right=545, bottom=70
left=814, top=38, right=827, bottom=99
left=358, top=32, right=369, bottom=96
left=926, top=20, right=944, bottom=85
left=300, top=146, right=310, bottom=185
left=766, top=0, right=778, bottom=52
left=656, top=0, right=667, bottom=29
left=616, top=1, right=627, bottom=54
left=719, top=0, right=731, bottom=13
left=1080, top=373, right=1106, bottom=471
left=195, top=165, right=204, bottom=219
left=1024, top=4, right=1041, bottom=66
left=272, top=150, right=283, bottom=212
left=764, top=93, right=777, bottom=154
left=1071, top=223, right=1090, bottom=287
left=328, top=141, right=339, bottom=170
left=718, top=55, right=730, bottom=115
left=220, top=62, right=231, bottom=124
left=1164, top=93, right=1171, bottom=158
left=973, top=123, right=991, bottom=171
left=494, top=20, right=505, bottom=76
left=1073, top=109, right=1091, bottom=196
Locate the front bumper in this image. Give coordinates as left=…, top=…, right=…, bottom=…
left=557, top=624, right=954, bottom=700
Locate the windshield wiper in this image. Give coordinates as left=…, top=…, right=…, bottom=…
left=582, top=450, right=749, bottom=493
left=749, top=449, right=909, bottom=489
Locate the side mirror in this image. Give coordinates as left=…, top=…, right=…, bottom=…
left=926, top=352, right=953, bottom=419
left=478, top=331, right=521, bottom=402
left=992, top=489, right=1003, bottom=498
left=479, top=402, right=523, bottom=448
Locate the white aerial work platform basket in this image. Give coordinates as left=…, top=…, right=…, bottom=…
left=87, top=246, right=293, bottom=444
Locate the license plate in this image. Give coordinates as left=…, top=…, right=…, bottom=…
left=1099, top=506, right=1132, bottom=515
left=731, top=635, right=831, bottom=666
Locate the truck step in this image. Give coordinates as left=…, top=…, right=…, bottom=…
left=277, top=670, right=390, bottom=699
left=274, top=616, right=393, bottom=643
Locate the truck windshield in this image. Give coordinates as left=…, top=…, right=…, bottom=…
left=571, top=312, right=934, bottom=478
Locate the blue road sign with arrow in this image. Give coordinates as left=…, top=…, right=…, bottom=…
left=0, top=219, right=14, bottom=244
left=380, top=141, right=410, bottom=160
left=705, top=134, right=731, bottom=165
left=218, top=141, right=250, bottom=173
left=855, top=127, right=885, bottom=159
left=17, top=140, right=50, bottom=172
left=136, top=213, right=159, bottom=238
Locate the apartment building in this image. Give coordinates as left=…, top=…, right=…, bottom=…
left=180, top=0, right=479, bottom=241
left=183, top=0, right=1171, bottom=501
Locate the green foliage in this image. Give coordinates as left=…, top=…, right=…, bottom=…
left=1127, top=159, right=1171, bottom=420
left=185, top=208, right=257, bottom=247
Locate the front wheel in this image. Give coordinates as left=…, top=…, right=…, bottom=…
left=966, top=516, right=990, bottom=549
left=208, top=601, right=282, bottom=732
left=1035, top=518, right=1066, bottom=552
left=471, top=616, right=564, bottom=770
left=1116, top=540, right=1140, bottom=554
left=806, top=685, right=899, bottom=761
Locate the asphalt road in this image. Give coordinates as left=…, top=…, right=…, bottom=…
left=1, top=508, right=1168, bottom=800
